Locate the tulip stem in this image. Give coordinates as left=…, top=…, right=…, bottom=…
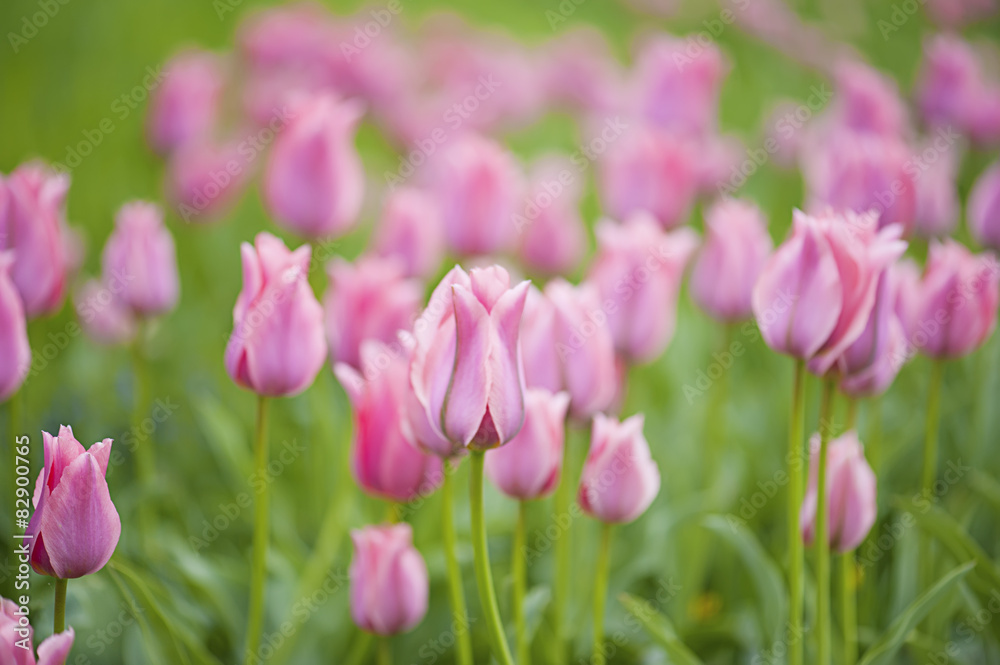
left=553, top=425, right=573, bottom=665
left=787, top=360, right=806, bottom=665
left=840, top=552, right=857, bottom=664
left=377, top=637, right=392, bottom=665
left=592, top=522, right=613, bottom=665
left=245, top=395, right=270, bottom=664
left=469, top=450, right=514, bottom=665
left=920, top=360, right=945, bottom=591
left=845, top=397, right=858, bottom=432
left=514, top=500, right=529, bottom=665
left=815, top=378, right=837, bottom=665
left=441, top=462, right=473, bottom=665
left=53, top=578, right=67, bottom=634
left=130, top=333, right=156, bottom=550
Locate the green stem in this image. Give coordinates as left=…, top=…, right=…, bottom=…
left=787, top=360, right=806, bottom=665
left=244, top=395, right=270, bottom=664
left=131, top=334, right=155, bottom=541
left=845, top=397, right=858, bottom=432
left=592, top=523, right=613, bottom=665
left=514, top=500, right=529, bottom=665
left=840, top=552, right=857, bottom=664
left=920, top=360, right=945, bottom=593
left=441, top=463, right=473, bottom=665
left=53, top=578, right=67, bottom=634
left=469, top=451, right=514, bottom=665
left=342, top=632, right=373, bottom=665
left=815, top=379, right=837, bottom=665
left=553, top=425, right=572, bottom=665
left=377, top=637, right=391, bottom=665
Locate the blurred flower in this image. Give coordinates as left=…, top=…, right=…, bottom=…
left=167, top=140, right=251, bottom=223
left=485, top=389, right=569, bottom=500
left=969, top=160, right=1000, bottom=251
left=372, top=187, right=444, bottom=279
left=0, top=252, right=30, bottom=402
left=350, top=523, right=428, bottom=635
left=225, top=233, right=326, bottom=397
left=519, top=286, right=562, bottom=394
left=27, top=426, right=120, bottom=579
left=914, top=137, right=962, bottom=237
left=925, top=0, right=996, bottom=26
left=101, top=202, right=179, bottom=316
left=1, top=598, right=75, bottom=665
left=147, top=50, right=224, bottom=155
left=578, top=413, right=660, bottom=524
left=540, top=27, right=623, bottom=114
left=800, top=431, right=876, bottom=553
left=836, top=271, right=906, bottom=398
left=828, top=59, right=909, bottom=139
left=73, top=280, right=137, bottom=347
left=515, top=156, right=587, bottom=277
left=690, top=199, right=772, bottom=323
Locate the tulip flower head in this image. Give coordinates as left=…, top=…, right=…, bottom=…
left=101, top=201, right=180, bottom=316
left=578, top=413, right=660, bottom=524
left=515, top=156, right=587, bottom=277
left=73, top=279, right=137, bottom=347
left=1, top=598, right=75, bottom=665
left=349, top=523, right=428, bottom=636
left=372, top=187, right=445, bottom=280
left=0, top=252, right=30, bottom=402
left=969, top=161, right=1000, bottom=251
left=836, top=271, right=907, bottom=398
left=147, top=49, right=224, bottom=155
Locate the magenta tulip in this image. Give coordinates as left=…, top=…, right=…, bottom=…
left=836, top=272, right=907, bottom=398
left=0, top=252, right=30, bottom=402
left=372, top=187, right=444, bottom=280
left=101, top=202, right=179, bottom=316
left=225, top=233, right=326, bottom=397
left=26, top=426, right=121, bottom=579
left=969, top=161, right=1000, bottom=251
left=515, top=157, right=587, bottom=276
left=485, top=389, right=570, bottom=500
left=800, top=431, right=877, bottom=553
left=73, top=280, right=137, bottom=347
left=578, top=413, right=660, bottom=524
left=147, top=50, right=224, bottom=155
left=349, top=523, right=428, bottom=635
left=1, top=598, right=74, bottom=665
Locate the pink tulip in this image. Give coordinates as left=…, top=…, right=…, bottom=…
left=101, top=202, right=179, bottom=316
left=167, top=140, right=250, bottom=223
left=0, top=163, right=70, bottom=318
left=925, top=0, right=996, bottom=26
left=73, top=280, right=137, bottom=347
left=837, top=272, right=907, bottom=398
left=578, top=413, right=660, bottom=524
left=690, top=199, right=772, bottom=323
left=540, top=27, right=623, bottom=114
left=589, top=214, right=698, bottom=363
left=429, top=133, right=524, bottom=256
left=26, top=426, right=121, bottom=579
left=829, top=59, right=909, bottom=139
left=324, top=255, right=422, bottom=370
left=0, top=252, right=30, bottom=402
left=519, top=286, right=563, bottom=394
left=350, top=523, right=428, bottom=635
left=969, top=161, right=1000, bottom=251
left=485, top=389, right=570, bottom=500
left=372, top=187, right=444, bottom=279
left=515, top=157, right=587, bottom=276
left=1, top=598, right=75, bottom=665
left=914, top=138, right=961, bottom=238
left=147, top=50, right=224, bottom=155
left=263, top=95, right=365, bottom=239
left=225, top=233, right=326, bottom=397
left=752, top=209, right=907, bottom=373
left=800, top=431, right=877, bottom=553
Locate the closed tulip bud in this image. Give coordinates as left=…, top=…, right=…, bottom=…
left=515, top=156, right=587, bottom=277
left=1, top=598, right=75, bottom=665
left=101, top=202, right=179, bottom=316
left=324, top=255, right=422, bottom=370
left=225, top=233, right=326, bottom=397
left=829, top=59, right=909, bottom=139
left=914, top=138, right=961, bottom=238
left=800, top=431, right=877, bottom=553
left=579, top=413, right=660, bottom=524
left=167, top=140, right=250, bottom=223
left=147, top=50, right=224, bottom=155
left=486, top=389, right=570, bottom=500
left=540, top=27, right=623, bottom=114
left=0, top=163, right=70, bottom=318
left=837, top=272, right=907, bottom=398
left=519, top=286, right=563, bottom=394
left=691, top=199, right=772, bottom=323
left=969, top=161, right=1000, bottom=251
left=349, top=523, right=428, bottom=635
left=0, top=252, right=30, bottom=402
left=263, top=95, right=365, bottom=239
left=26, top=426, right=121, bottom=579
left=589, top=214, right=698, bottom=363
left=916, top=35, right=994, bottom=142
left=73, top=280, right=137, bottom=347
left=373, top=187, right=444, bottom=279
left=335, top=342, right=443, bottom=503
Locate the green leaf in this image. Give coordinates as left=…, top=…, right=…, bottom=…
left=969, top=471, right=1000, bottom=517
left=619, top=593, right=704, bottom=665
left=191, top=392, right=251, bottom=485
left=857, top=562, right=974, bottom=665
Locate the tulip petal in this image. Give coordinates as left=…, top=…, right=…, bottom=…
left=443, top=285, right=491, bottom=446
left=486, top=280, right=529, bottom=446
left=37, top=627, right=75, bottom=665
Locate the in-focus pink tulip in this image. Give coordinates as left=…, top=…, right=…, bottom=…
left=263, top=95, right=365, bottom=239
left=690, top=199, right=772, bottom=322
left=752, top=209, right=907, bottom=374
left=519, top=286, right=563, bottom=394
left=335, top=342, right=443, bottom=503
left=914, top=137, right=961, bottom=238
left=969, top=161, right=1000, bottom=251
left=589, top=214, right=698, bottom=363
left=0, top=252, right=30, bottom=402
left=578, top=413, right=660, bottom=524
left=26, top=426, right=120, bottom=579
left=800, top=431, right=877, bottom=553
left=373, top=187, right=444, bottom=279
left=167, top=140, right=251, bottom=223
left=147, top=50, right=224, bottom=155
left=1, top=598, right=75, bottom=665
left=836, top=272, right=907, bottom=398
left=324, top=255, right=421, bottom=370
left=409, top=265, right=529, bottom=452
left=429, top=133, right=524, bottom=256
left=101, top=202, right=179, bottom=316
left=73, top=280, right=137, bottom=347
left=0, top=163, right=70, bottom=318
left=350, top=523, right=428, bottom=635
left=515, top=157, right=587, bottom=276
left=225, top=233, right=326, bottom=397
left=485, top=389, right=569, bottom=500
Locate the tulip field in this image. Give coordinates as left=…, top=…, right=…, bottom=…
left=4, top=0, right=1000, bottom=664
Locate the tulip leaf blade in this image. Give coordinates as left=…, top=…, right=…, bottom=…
left=619, top=592, right=704, bottom=665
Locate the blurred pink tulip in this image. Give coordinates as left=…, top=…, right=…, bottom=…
left=519, top=286, right=562, bottom=394
left=73, top=280, right=137, bottom=347
left=540, top=27, right=623, bottom=114
left=27, top=426, right=121, bottom=579
left=1, top=598, right=75, bottom=665
left=373, top=187, right=444, bottom=279
left=101, top=202, right=179, bottom=316
left=925, top=0, right=996, bottom=25
left=690, top=199, right=772, bottom=322
left=485, top=389, right=569, bottom=500
left=969, top=161, right=1000, bottom=251
left=837, top=272, right=907, bottom=398
left=225, top=233, right=326, bottom=397
left=350, top=523, right=428, bottom=635
left=800, top=431, right=877, bottom=553
left=515, top=157, right=587, bottom=276
left=589, top=214, right=698, bottom=363
left=0, top=252, right=30, bottom=402
left=578, top=413, right=660, bottom=524
left=829, top=59, right=909, bottom=139
left=914, top=137, right=961, bottom=237
left=167, top=140, right=250, bottom=223
left=147, top=50, right=224, bottom=155
left=263, top=95, right=365, bottom=239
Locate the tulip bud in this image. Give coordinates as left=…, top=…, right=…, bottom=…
left=1, top=598, right=75, bottom=665
left=515, top=156, right=587, bottom=277
left=916, top=35, right=997, bottom=143
left=0, top=253, right=30, bottom=402
left=540, top=27, right=623, bottom=114
left=519, top=286, right=562, bottom=394
left=486, top=389, right=570, bottom=500
left=373, top=187, right=444, bottom=279
left=914, top=138, right=961, bottom=238
left=167, top=140, right=250, bottom=223
left=225, top=233, right=327, bottom=397
left=26, top=426, right=121, bottom=579
left=969, top=161, right=1000, bottom=251
left=829, top=59, right=908, bottom=139
left=147, top=50, right=224, bottom=155
left=800, top=431, right=877, bottom=553
left=73, top=280, right=137, bottom=347
left=101, top=202, right=179, bottom=316
left=578, top=413, right=660, bottom=524
left=837, top=272, right=907, bottom=398
left=690, top=199, right=772, bottom=323
left=263, top=95, right=365, bottom=239
left=349, top=523, right=428, bottom=635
